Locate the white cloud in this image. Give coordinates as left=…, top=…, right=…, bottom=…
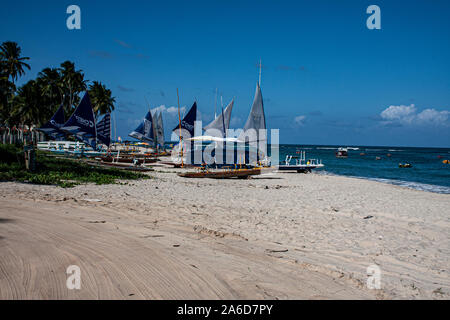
left=151, top=105, right=186, bottom=116
left=380, top=104, right=449, bottom=126
left=416, top=109, right=450, bottom=125
left=294, top=115, right=306, bottom=126
left=380, top=104, right=416, bottom=123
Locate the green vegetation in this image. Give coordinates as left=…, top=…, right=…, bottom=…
left=1, top=41, right=115, bottom=129
left=0, top=144, right=150, bottom=188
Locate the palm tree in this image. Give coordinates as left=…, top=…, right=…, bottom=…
left=59, top=61, right=87, bottom=112
left=38, top=68, right=63, bottom=102
left=0, top=59, right=18, bottom=126
left=0, top=41, right=30, bottom=83
left=88, top=81, right=115, bottom=117
left=12, top=80, right=43, bottom=127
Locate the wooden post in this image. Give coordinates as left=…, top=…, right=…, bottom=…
left=176, top=88, right=183, bottom=168
left=24, top=143, right=36, bottom=172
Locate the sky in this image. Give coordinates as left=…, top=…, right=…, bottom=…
left=1, top=0, right=449, bottom=147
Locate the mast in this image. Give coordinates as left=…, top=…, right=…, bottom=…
left=214, top=88, right=218, bottom=119
left=258, top=59, right=262, bottom=86
left=113, top=111, right=117, bottom=143
left=177, top=88, right=183, bottom=167
left=145, top=96, right=158, bottom=150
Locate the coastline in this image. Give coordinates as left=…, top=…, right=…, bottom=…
left=0, top=169, right=449, bottom=299
left=317, top=170, right=450, bottom=195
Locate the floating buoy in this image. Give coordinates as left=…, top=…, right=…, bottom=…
left=443, top=160, right=450, bottom=164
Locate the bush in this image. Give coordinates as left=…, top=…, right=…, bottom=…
left=0, top=144, right=150, bottom=187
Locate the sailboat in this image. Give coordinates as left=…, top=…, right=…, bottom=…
left=37, top=103, right=65, bottom=139
left=236, top=60, right=269, bottom=166
left=60, top=92, right=97, bottom=150
left=172, top=102, right=197, bottom=138
left=238, top=83, right=266, bottom=145
left=168, top=102, right=198, bottom=166
left=199, top=98, right=235, bottom=141
left=129, top=110, right=155, bottom=144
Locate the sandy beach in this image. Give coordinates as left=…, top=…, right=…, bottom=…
left=0, top=168, right=449, bottom=300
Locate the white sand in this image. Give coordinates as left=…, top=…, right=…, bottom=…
left=0, top=169, right=449, bottom=299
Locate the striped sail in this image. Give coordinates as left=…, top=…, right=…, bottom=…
left=38, top=103, right=65, bottom=139
left=96, top=113, right=111, bottom=147
left=60, top=93, right=97, bottom=149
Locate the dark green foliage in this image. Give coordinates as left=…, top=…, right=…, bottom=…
left=0, top=144, right=150, bottom=188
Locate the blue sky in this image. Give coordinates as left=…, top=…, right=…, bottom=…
left=1, top=0, right=449, bottom=147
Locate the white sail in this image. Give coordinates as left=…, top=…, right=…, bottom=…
left=156, top=112, right=165, bottom=147
left=238, top=83, right=266, bottom=144
left=203, top=98, right=234, bottom=137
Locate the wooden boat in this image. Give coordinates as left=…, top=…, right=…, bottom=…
left=399, top=163, right=412, bottom=168
left=86, top=161, right=154, bottom=172
left=100, top=155, right=158, bottom=164
left=178, top=168, right=261, bottom=179
left=159, top=160, right=196, bottom=168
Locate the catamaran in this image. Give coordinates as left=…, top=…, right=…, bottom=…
left=278, top=151, right=324, bottom=173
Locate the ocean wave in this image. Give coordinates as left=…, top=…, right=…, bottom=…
left=368, top=178, right=450, bottom=194
left=317, top=171, right=450, bottom=194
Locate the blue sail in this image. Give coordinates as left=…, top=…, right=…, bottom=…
left=129, top=110, right=154, bottom=142
left=172, top=102, right=197, bottom=138
left=38, top=103, right=65, bottom=139
left=60, top=92, right=97, bottom=149
left=96, top=113, right=111, bottom=147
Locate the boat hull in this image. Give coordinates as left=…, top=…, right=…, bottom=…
left=178, top=168, right=261, bottom=179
